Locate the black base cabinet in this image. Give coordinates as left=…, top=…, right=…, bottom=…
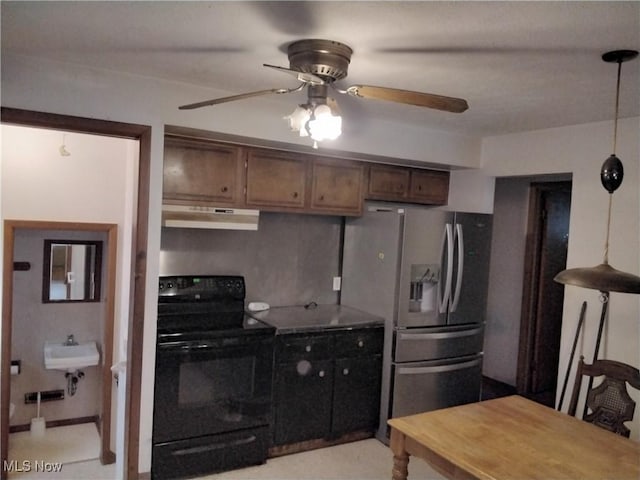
left=274, top=359, right=333, bottom=445
left=272, top=326, right=383, bottom=447
left=332, top=355, right=382, bottom=435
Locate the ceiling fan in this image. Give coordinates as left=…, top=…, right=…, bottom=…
left=179, top=39, right=469, bottom=146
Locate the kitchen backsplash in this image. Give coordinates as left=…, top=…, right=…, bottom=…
left=160, top=212, right=342, bottom=306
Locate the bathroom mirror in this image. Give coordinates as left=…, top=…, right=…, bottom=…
left=42, top=240, right=103, bottom=302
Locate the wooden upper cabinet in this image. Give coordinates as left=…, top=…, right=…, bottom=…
left=163, top=137, right=245, bottom=206
left=310, top=159, right=364, bottom=216
left=366, top=164, right=449, bottom=205
left=409, top=169, right=450, bottom=205
left=367, top=165, right=410, bottom=201
left=246, top=149, right=307, bottom=210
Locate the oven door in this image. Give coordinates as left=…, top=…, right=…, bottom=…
left=153, top=332, right=274, bottom=444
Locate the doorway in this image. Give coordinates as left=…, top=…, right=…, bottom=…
left=5, top=221, right=117, bottom=466
left=517, top=181, right=572, bottom=406
left=1, top=108, right=151, bottom=480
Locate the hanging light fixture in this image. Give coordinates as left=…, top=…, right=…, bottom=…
left=284, top=84, right=342, bottom=148
left=553, top=49, right=640, bottom=370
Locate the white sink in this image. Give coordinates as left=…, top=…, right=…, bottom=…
left=44, top=341, right=100, bottom=372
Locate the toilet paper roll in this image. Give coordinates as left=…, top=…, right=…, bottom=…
left=30, top=417, right=46, bottom=437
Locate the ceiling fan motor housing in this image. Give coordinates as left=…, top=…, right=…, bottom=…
left=287, top=39, right=353, bottom=82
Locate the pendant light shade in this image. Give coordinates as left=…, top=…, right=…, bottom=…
left=555, top=263, right=640, bottom=294
left=554, top=49, right=640, bottom=294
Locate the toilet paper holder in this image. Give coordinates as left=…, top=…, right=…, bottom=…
left=10, top=360, right=20, bottom=375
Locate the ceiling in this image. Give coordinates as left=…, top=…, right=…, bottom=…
left=2, top=1, right=639, bottom=137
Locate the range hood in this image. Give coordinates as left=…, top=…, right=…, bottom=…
left=162, top=204, right=259, bottom=231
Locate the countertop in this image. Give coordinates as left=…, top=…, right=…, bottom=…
left=246, top=304, right=384, bottom=334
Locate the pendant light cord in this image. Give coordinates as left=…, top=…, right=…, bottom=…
left=603, top=193, right=613, bottom=264
left=612, top=60, right=622, bottom=154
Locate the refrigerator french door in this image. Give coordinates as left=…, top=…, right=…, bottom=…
left=341, top=205, right=492, bottom=441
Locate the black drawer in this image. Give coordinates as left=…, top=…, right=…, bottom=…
left=152, top=426, right=269, bottom=479
left=334, top=327, right=383, bottom=358
left=276, top=333, right=333, bottom=363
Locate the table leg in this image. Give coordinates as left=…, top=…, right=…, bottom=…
left=390, top=427, right=409, bottom=480
left=392, top=453, right=409, bottom=480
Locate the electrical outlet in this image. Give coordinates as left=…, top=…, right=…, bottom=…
left=333, top=276, right=342, bottom=291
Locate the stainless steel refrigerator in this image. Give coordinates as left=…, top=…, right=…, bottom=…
left=341, top=204, right=493, bottom=441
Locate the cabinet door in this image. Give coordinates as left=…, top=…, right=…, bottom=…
left=310, top=159, right=364, bottom=216
left=163, top=138, right=245, bottom=205
left=273, top=359, right=333, bottom=446
left=409, top=169, right=450, bottom=205
left=246, top=149, right=307, bottom=210
left=331, top=355, right=382, bottom=436
left=366, top=165, right=410, bottom=201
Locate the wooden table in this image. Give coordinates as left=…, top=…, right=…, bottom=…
left=387, top=395, right=640, bottom=480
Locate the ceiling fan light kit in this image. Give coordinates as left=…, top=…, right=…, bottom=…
left=179, top=38, right=469, bottom=147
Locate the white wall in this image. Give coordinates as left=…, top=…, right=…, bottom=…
left=446, top=168, right=495, bottom=214
left=483, top=177, right=531, bottom=384
left=481, top=117, right=640, bottom=438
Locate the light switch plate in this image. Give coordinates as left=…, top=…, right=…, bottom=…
left=333, top=276, right=342, bottom=291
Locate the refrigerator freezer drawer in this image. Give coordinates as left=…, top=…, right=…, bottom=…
left=391, top=355, right=482, bottom=418
left=393, top=325, right=484, bottom=363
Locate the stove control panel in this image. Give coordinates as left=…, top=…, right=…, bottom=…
left=158, top=275, right=245, bottom=301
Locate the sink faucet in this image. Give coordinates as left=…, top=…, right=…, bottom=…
left=65, top=334, right=78, bottom=346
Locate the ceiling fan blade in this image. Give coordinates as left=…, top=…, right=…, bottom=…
left=345, top=85, right=468, bottom=113
left=263, top=64, right=325, bottom=85
left=179, top=87, right=298, bottom=110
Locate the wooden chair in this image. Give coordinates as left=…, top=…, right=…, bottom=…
left=568, top=356, right=640, bottom=437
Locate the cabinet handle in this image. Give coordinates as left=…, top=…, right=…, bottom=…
left=417, top=185, right=422, bottom=191
left=357, top=340, right=364, bottom=348
left=343, top=368, right=349, bottom=376
left=318, top=370, right=325, bottom=378
left=221, top=186, right=228, bottom=192
left=292, top=191, right=299, bottom=198
left=319, top=194, right=325, bottom=201
left=305, top=345, right=312, bottom=352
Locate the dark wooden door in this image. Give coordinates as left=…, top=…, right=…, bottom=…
left=528, top=184, right=572, bottom=395
left=517, top=180, right=573, bottom=405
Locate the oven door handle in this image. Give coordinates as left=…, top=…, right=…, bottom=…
left=157, top=341, right=222, bottom=351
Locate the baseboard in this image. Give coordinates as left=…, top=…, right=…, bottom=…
left=268, top=430, right=373, bottom=458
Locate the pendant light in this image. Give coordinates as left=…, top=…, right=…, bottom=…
left=554, top=49, right=640, bottom=295
left=554, top=50, right=639, bottom=412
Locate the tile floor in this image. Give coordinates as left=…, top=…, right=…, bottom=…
left=8, top=437, right=444, bottom=480
left=7, top=423, right=101, bottom=478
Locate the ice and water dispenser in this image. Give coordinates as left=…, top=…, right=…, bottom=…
left=408, top=264, right=439, bottom=313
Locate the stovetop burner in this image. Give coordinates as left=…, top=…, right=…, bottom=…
left=157, top=275, right=274, bottom=336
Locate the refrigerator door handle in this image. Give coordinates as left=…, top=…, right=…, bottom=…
left=396, top=358, right=482, bottom=375
left=438, top=223, right=454, bottom=314
left=450, top=223, right=465, bottom=312
left=397, top=327, right=482, bottom=341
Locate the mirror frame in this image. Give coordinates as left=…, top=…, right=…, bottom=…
left=42, top=239, right=103, bottom=303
